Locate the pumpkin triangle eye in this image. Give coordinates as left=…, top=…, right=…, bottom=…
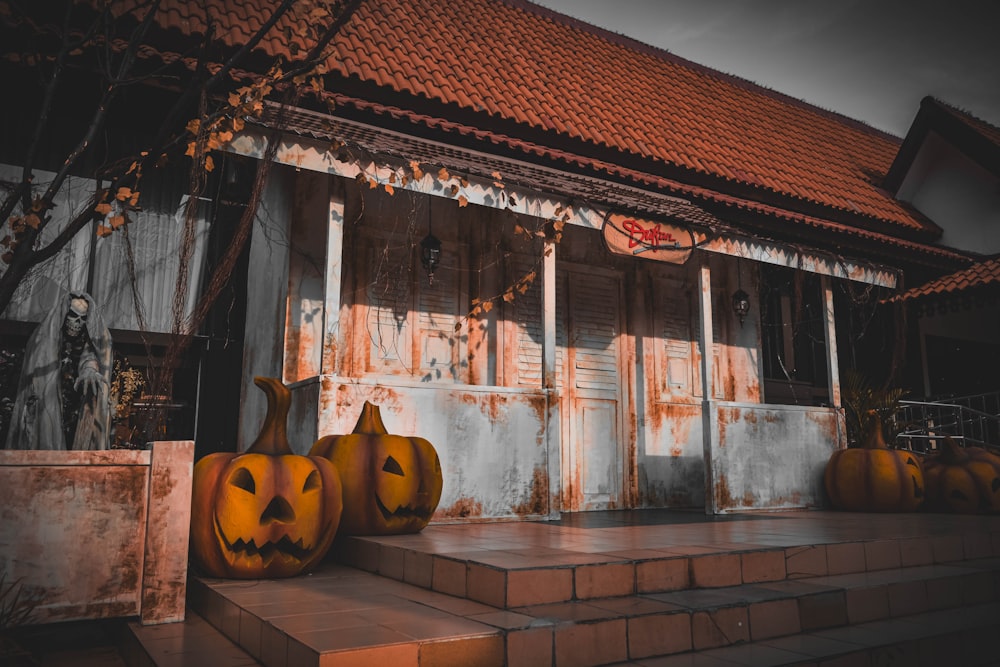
left=230, top=467, right=256, bottom=494
left=382, top=456, right=405, bottom=476
left=303, top=470, right=321, bottom=492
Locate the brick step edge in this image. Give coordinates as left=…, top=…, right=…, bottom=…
left=118, top=608, right=261, bottom=667
left=333, top=534, right=1000, bottom=608
left=602, top=602, right=1000, bottom=667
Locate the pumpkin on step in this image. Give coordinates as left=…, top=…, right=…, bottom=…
left=190, top=377, right=343, bottom=578
left=824, top=411, right=924, bottom=512
left=310, top=401, right=442, bottom=535
left=922, top=437, right=1000, bottom=514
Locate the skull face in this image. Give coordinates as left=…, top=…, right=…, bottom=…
left=64, top=297, right=89, bottom=337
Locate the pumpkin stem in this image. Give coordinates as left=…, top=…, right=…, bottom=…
left=247, top=377, right=293, bottom=455
left=353, top=401, right=389, bottom=435
left=861, top=410, right=888, bottom=449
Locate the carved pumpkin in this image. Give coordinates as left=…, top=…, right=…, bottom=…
left=923, top=438, right=1000, bottom=514
left=190, top=377, right=342, bottom=578
left=310, top=401, right=442, bottom=535
left=824, top=412, right=924, bottom=512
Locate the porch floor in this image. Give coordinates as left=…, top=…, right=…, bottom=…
left=126, top=509, right=1000, bottom=666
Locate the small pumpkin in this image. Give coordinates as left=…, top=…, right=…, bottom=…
left=922, top=437, right=1000, bottom=514
left=824, top=411, right=924, bottom=512
left=310, top=401, right=442, bottom=535
left=190, top=377, right=343, bottom=578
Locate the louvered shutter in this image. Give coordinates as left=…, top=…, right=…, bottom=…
left=570, top=273, right=617, bottom=392
left=366, top=242, right=413, bottom=374
left=416, top=247, right=462, bottom=381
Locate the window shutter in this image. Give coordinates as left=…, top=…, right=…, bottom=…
left=570, top=273, right=618, bottom=391
left=416, top=246, right=462, bottom=381
left=366, top=243, right=413, bottom=374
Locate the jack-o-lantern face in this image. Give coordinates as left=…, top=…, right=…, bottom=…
left=310, top=401, right=442, bottom=536
left=923, top=439, right=1000, bottom=514
left=190, top=378, right=343, bottom=579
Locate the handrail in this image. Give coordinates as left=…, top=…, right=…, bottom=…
left=899, top=399, right=998, bottom=422
left=893, top=395, right=1000, bottom=453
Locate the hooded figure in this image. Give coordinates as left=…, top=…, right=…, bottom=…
left=4, top=290, right=112, bottom=450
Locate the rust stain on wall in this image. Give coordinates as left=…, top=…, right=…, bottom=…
left=334, top=383, right=402, bottom=416
left=805, top=410, right=838, bottom=440
left=650, top=402, right=699, bottom=450
left=321, top=336, right=338, bottom=375
left=714, top=473, right=736, bottom=510
left=511, top=468, right=549, bottom=516
left=283, top=326, right=301, bottom=381
left=526, top=394, right=548, bottom=429
left=482, top=393, right=510, bottom=423
left=436, top=496, right=484, bottom=519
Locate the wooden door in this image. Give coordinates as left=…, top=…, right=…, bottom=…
left=560, top=267, right=625, bottom=511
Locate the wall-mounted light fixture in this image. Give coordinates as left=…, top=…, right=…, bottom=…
left=732, top=288, right=750, bottom=326
left=420, top=205, right=441, bottom=285
left=732, top=258, right=750, bottom=326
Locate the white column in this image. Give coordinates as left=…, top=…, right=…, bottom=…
left=697, top=259, right=720, bottom=514
left=322, top=178, right=346, bottom=376
left=820, top=274, right=845, bottom=449
left=542, top=240, right=557, bottom=389
left=541, top=239, right=560, bottom=517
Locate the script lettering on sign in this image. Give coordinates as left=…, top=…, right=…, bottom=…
left=602, top=212, right=694, bottom=264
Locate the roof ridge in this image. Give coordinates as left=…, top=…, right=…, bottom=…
left=503, top=0, right=901, bottom=142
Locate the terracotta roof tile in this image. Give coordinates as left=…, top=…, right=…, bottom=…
left=890, top=256, right=1000, bottom=303
left=89, top=0, right=952, bottom=241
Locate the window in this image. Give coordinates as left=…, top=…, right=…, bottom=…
left=759, top=265, right=829, bottom=405
left=358, top=231, right=468, bottom=382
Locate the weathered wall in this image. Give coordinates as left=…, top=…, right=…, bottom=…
left=711, top=404, right=840, bottom=511
left=291, top=379, right=555, bottom=520
left=0, top=442, right=193, bottom=625
left=249, top=167, right=851, bottom=521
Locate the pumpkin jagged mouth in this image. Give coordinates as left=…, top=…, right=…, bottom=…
left=375, top=494, right=431, bottom=521
left=214, top=514, right=317, bottom=563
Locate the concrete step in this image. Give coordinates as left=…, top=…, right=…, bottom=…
left=120, top=607, right=262, bottom=667
left=610, top=603, right=1000, bottom=666
left=335, top=529, right=998, bottom=609
left=127, top=600, right=1000, bottom=667
left=180, top=555, right=1000, bottom=667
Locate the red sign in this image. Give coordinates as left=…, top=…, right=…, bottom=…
left=602, top=212, right=694, bottom=264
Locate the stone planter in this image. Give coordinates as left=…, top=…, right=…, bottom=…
left=0, top=441, right=194, bottom=625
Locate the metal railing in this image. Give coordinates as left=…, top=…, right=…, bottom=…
left=894, top=394, right=1000, bottom=453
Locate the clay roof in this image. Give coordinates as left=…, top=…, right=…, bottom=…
left=9, top=0, right=976, bottom=264
left=889, top=255, right=1000, bottom=303
left=90, top=0, right=943, bottom=233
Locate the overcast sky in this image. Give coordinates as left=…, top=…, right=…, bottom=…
left=531, top=0, right=1000, bottom=138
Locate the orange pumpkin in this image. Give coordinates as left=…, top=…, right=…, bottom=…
left=190, top=377, right=342, bottom=578
left=310, top=401, right=442, bottom=535
left=923, top=438, right=1000, bottom=514
left=824, top=413, right=924, bottom=512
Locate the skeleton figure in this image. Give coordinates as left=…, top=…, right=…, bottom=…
left=4, top=291, right=112, bottom=450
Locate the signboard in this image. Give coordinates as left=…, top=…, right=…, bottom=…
left=602, top=212, right=694, bottom=264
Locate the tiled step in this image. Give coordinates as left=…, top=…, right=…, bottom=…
left=335, top=529, right=999, bottom=609
left=185, top=556, right=1000, bottom=667
left=612, top=603, right=1000, bottom=666
left=497, top=558, right=1000, bottom=665
left=120, top=607, right=262, bottom=667
left=186, top=564, right=509, bottom=667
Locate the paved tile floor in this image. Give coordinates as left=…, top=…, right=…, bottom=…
left=179, top=509, right=1000, bottom=666
left=19, top=509, right=1000, bottom=666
